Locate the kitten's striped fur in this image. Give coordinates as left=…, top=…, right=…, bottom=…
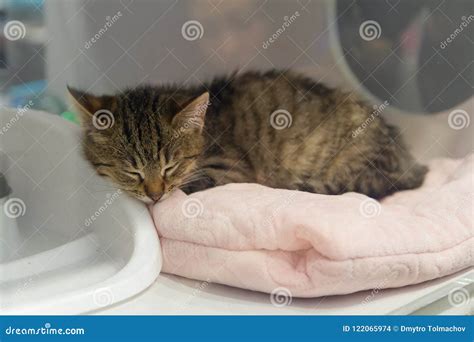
left=69, top=70, right=427, bottom=203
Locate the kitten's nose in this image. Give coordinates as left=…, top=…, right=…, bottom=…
left=146, top=191, right=163, bottom=202
left=144, top=173, right=165, bottom=202
left=144, top=181, right=164, bottom=202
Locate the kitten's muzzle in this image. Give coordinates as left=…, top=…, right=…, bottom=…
left=146, top=190, right=163, bottom=202
left=144, top=179, right=164, bottom=202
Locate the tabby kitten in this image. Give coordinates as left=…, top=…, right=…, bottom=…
left=68, top=70, right=427, bottom=203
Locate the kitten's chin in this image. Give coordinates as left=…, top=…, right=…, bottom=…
left=133, top=192, right=172, bottom=205
left=144, top=192, right=172, bottom=205
left=141, top=197, right=155, bottom=205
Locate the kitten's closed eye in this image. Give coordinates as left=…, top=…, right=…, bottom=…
left=162, top=163, right=179, bottom=177
left=124, top=170, right=144, bottom=182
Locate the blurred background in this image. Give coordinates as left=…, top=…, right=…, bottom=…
left=0, top=0, right=473, bottom=157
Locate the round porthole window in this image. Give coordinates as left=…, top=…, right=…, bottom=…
left=332, top=0, right=473, bottom=114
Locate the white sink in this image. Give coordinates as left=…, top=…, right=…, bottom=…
left=0, top=108, right=161, bottom=314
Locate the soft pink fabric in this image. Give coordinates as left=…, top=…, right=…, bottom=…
left=151, top=155, right=473, bottom=297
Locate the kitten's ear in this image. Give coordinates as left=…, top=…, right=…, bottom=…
left=172, top=92, right=209, bottom=134
left=67, top=86, right=117, bottom=126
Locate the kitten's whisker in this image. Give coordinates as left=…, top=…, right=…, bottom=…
left=177, top=176, right=204, bottom=185
left=177, top=174, right=210, bottom=188
left=177, top=179, right=204, bottom=188
left=179, top=171, right=204, bottom=181
left=180, top=170, right=207, bottom=182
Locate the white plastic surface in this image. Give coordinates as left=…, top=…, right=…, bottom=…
left=98, top=269, right=473, bottom=315
left=0, top=109, right=161, bottom=314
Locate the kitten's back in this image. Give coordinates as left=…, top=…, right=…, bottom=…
left=194, top=70, right=427, bottom=198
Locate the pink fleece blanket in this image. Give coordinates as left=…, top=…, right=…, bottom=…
left=152, top=155, right=473, bottom=297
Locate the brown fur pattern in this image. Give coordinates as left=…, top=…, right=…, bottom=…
left=68, top=70, right=427, bottom=203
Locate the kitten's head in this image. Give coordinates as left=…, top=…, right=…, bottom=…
left=68, top=86, right=209, bottom=203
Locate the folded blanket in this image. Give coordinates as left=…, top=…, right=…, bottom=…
left=151, top=155, right=473, bottom=297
